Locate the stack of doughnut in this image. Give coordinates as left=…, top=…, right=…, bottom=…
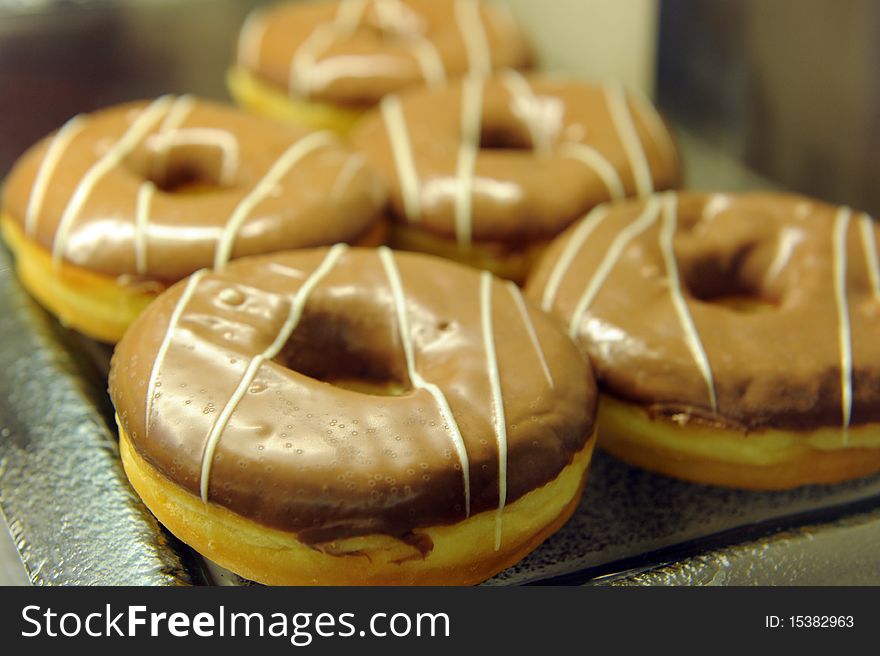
left=3, top=0, right=879, bottom=586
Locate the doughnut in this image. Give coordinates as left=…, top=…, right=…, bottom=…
left=228, top=0, right=532, bottom=134
left=0, top=95, right=387, bottom=342
left=526, top=191, right=880, bottom=490
left=350, top=71, right=680, bottom=283
left=109, top=247, right=596, bottom=585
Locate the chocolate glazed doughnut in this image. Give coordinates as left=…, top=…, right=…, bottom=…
left=109, top=247, right=596, bottom=585
left=350, top=71, right=680, bottom=282
left=527, top=191, right=880, bottom=489
left=1, top=96, right=386, bottom=342
left=229, top=0, right=533, bottom=133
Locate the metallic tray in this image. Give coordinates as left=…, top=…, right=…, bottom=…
left=2, top=129, right=880, bottom=586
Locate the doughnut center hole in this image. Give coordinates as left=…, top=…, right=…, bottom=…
left=126, top=139, right=238, bottom=194
left=682, top=254, right=779, bottom=313
left=479, top=124, right=534, bottom=151
left=152, top=161, right=227, bottom=194
left=273, top=311, right=411, bottom=397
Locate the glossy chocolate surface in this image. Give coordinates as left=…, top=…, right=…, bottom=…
left=527, top=192, right=880, bottom=430
left=351, top=73, right=680, bottom=246
left=2, top=97, right=386, bottom=282
left=110, top=248, right=595, bottom=542
left=238, top=0, right=532, bottom=106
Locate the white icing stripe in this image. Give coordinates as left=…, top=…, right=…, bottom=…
left=507, top=281, right=553, bottom=389
left=659, top=194, right=718, bottom=413
left=540, top=205, right=610, bottom=312
left=24, top=115, right=87, bottom=238
left=558, top=142, right=626, bottom=201
left=134, top=182, right=156, bottom=275
left=238, top=8, right=269, bottom=69
left=833, top=208, right=854, bottom=440
left=859, top=213, right=880, bottom=300
left=411, top=37, right=448, bottom=88
left=480, top=273, right=508, bottom=551
left=454, top=75, right=483, bottom=246
left=605, top=84, right=654, bottom=197
left=378, top=246, right=472, bottom=516
left=330, top=152, right=368, bottom=200
left=500, top=69, right=551, bottom=155
left=629, top=88, right=678, bottom=174
left=145, top=270, right=207, bottom=434
left=150, top=95, right=196, bottom=186
left=567, top=199, right=662, bottom=336
left=381, top=95, right=422, bottom=223
left=156, top=128, right=241, bottom=187
left=52, top=96, right=174, bottom=270
left=334, top=0, right=369, bottom=34
left=213, top=131, right=335, bottom=269
left=455, top=0, right=492, bottom=76
left=199, top=245, right=348, bottom=501
left=289, top=22, right=337, bottom=96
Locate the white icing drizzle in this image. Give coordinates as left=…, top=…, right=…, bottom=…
left=289, top=22, right=338, bottom=97
left=859, top=213, right=880, bottom=300
left=330, top=152, right=368, bottom=200
left=480, top=272, right=508, bottom=550
left=381, top=94, right=422, bottom=222
left=51, top=96, right=174, bottom=270
left=410, top=37, right=448, bottom=88
left=153, top=127, right=241, bottom=187
left=629, top=88, right=678, bottom=174
left=287, top=0, right=370, bottom=96
left=134, top=182, right=156, bottom=275
left=605, top=84, right=654, bottom=197
left=378, top=246, right=472, bottom=516
left=833, top=207, right=854, bottom=442
left=500, top=69, right=552, bottom=155
left=764, top=226, right=804, bottom=285
left=658, top=193, right=718, bottom=413
left=144, top=269, right=207, bottom=434
left=454, top=0, right=492, bottom=76
left=213, top=130, right=335, bottom=269
left=199, top=244, right=348, bottom=502
left=335, top=0, right=370, bottom=34
left=507, top=281, right=553, bottom=389
left=558, top=142, right=626, bottom=201
left=24, top=115, right=87, bottom=238
left=567, top=198, right=662, bottom=336
left=454, top=75, right=484, bottom=246
left=540, top=205, right=610, bottom=312
left=238, top=8, right=269, bottom=69
left=375, top=0, right=446, bottom=87
left=150, top=95, right=196, bottom=186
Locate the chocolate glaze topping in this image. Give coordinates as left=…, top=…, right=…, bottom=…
left=350, top=72, right=680, bottom=246
left=109, top=248, right=595, bottom=544
left=526, top=192, right=880, bottom=431
left=2, top=96, right=386, bottom=282
left=238, top=0, right=532, bottom=106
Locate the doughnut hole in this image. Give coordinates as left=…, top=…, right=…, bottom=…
left=680, top=247, right=780, bottom=313
left=124, top=139, right=241, bottom=194
left=479, top=121, right=534, bottom=151
left=272, top=309, right=412, bottom=396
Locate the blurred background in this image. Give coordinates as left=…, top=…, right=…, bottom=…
left=0, top=0, right=878, bottom=585
left=1, top=0, right=878, bottom=213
